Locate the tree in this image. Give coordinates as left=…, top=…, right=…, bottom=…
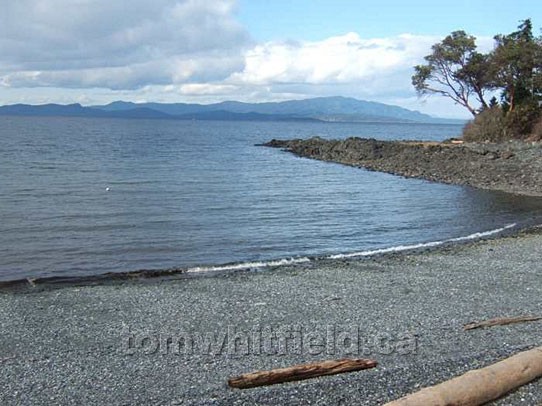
left=412, top=31, right=492, bottom=117
left=490, top=19, right=542, bottom=112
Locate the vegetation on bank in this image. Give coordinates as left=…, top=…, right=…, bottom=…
left=412, top=19, right=542, bottom=142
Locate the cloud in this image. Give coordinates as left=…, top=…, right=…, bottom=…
left=142, top=32, right=440, bottom=105
left=0, top=0, right=250, bottom=88
left=227, top=33, right=437, bottom=87
left=166, top=32, right=441, bottom=107
left=166, top=31, right=479, bottom=118
left=178, top=83, right=240, bottom=95
left=0, top=2, right=487, bottom=118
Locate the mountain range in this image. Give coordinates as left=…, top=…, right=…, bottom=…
left=0, top=96, right=464, bottom=124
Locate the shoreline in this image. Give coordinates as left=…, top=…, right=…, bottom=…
left=0, top=221, right=537, bottom=292
left=1, top=221, right=541, bottom=404
left=2, top=137, right=542, bottom=403
left=262, top=137, right=542, bottom=197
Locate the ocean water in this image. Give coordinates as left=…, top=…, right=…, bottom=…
left=1, top=116, right=542, bottom=281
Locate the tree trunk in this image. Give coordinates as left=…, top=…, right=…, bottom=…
left=509, top=85, right=516, bottom=112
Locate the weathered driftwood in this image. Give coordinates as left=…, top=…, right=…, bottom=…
left=384, top=346, right=542, bottom=406
left=228, top=358, right=377, bottom=389
left=463, top=315, right=542, bottom=331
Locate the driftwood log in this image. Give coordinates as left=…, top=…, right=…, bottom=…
left=463, top=315, right=542, bottom=330
left=384, top=346, right=542, bottom=406
left=228, top=358, right=377, bottom=389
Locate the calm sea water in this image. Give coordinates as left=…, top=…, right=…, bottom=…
left=1, top=116, right=542, bottom=281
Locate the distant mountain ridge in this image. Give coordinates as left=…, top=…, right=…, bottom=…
left=0, top=97, right=465, bottom=124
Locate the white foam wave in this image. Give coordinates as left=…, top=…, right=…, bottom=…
left=328, top=223, right=516, bottom=259
left=186, top=257, right=311, bottom=273
left=185, top=223, right=516, bottom=273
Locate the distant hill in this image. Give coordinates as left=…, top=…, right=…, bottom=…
left=0, top=103, right=107, bottom=117
left=0, top=97, right=465, bottom=124
left=0, top=103, right=172, bottom=119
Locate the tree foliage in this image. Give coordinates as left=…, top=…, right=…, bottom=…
left=491, top=19, right=542, bottom=112
left=412, top=31, right=492, bottom=116
left=413, top=19, right=542, bottom=139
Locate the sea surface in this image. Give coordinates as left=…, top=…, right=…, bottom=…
left=1, top=116, right=542, bottom=281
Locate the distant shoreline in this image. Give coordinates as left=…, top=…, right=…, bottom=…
left=0, top=96, right=467, bottom=124
left=263, top=137, right=542, bottom=197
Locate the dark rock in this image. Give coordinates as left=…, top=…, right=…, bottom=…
left=260, top=137, right=542, bottom=196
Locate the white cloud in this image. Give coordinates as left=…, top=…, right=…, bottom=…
left=0, top=0, right=250, bottom=88
left=144, top=32, right=440, bottom=105
left=178, top=83, right=240, bottom=95
left=228, top=33, right=437, bottom=86
left=147, top=32, right=443, bottom=109
left=0, top=2, right=492, bottom=118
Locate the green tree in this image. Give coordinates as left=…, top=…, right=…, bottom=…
left=412, top=31, right=491, bottom=117
left=490, top=19, right=542, bottom=112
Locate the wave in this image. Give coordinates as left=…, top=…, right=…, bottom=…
left=0, top=223, right=523, bottom=287
left=186, top=257, right=312, bottom=273
left=328, top=223, right=516, bottom=259
left=186, top=223, right=517, bottom=273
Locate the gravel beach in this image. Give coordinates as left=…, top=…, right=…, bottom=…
left=1, top=229, right=541, bottom=405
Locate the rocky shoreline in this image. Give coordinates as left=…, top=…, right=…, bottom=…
left=263, top=137, right=542, bottom=197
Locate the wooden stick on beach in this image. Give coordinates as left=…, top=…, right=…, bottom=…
left=228, top=358, right=377, bottom=389
left=384, top=346, right=542, bottom=406
left=463, top=315, right=542, bottom=331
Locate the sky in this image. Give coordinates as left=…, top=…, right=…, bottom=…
left=0, top=1, right=540, bottom=118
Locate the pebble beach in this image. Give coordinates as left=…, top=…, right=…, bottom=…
left=1, top=227, right=541, bottom=405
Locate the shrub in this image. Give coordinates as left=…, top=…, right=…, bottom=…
left=462, top=104, right=542, bottom=142
left=462, top=107, right=507, bottom=142
left=502, top=102, right=541, bottom=140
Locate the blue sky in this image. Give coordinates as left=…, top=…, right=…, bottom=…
left=238, top=0, right=540, bottom=41
left=0, top=0, right=541, bottom=118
